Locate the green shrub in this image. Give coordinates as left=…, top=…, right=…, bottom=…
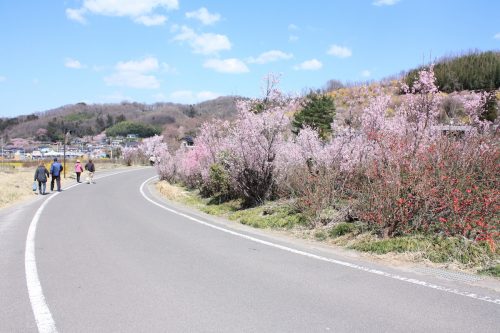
left=201, top=163, right=232, bottom=202
left=64, top=112, right=93, bottom=122
left=314, top=231, right=327, bottom=241
left=329, top=223, right=355, bottom=237
left=478, top=264, right=500, bottom=277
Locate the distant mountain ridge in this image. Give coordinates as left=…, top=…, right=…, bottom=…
left=2, top=50, right=498, bottom=144
left=0, top=96, right=241, bottom=144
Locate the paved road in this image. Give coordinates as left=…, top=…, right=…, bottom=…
left=1, top=167, right=499, bottom=332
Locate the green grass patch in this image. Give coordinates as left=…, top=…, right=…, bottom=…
left=201, top=200, right=241, bottom=216
left=329, top=222, right=356, bottom=237
left=351, top=237, right=422, bottom=254
left=64, top=112, right=94, bottom=122
left=478, top=264, right=500, bottom=277
left=314, top=231, right=327, bottom=241
left=160, top=184, right=305, bottom=230
left=229, top=203, right=306, bottom=229
left=350, top=235, right=497, bottom=267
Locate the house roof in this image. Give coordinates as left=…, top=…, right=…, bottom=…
left=180, top=136, right=194, bottom=145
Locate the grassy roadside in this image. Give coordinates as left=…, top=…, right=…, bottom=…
left=0, top=160, right=126, bottom=210
left=156, top=180, right=499, bottom=277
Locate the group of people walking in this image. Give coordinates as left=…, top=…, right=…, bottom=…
left=33, top=158, right=96, bottom=195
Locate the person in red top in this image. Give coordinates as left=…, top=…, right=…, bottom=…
left=74, top=159, right=84, bottom=183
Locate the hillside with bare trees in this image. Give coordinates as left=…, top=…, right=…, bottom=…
left=0, top=96, right=240, bottom=146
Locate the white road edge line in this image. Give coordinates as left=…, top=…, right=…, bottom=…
left=140, top=176, right=500, bottom=306
left=25, top=168, right=147, bottom=333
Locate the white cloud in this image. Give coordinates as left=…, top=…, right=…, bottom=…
left=373, top=0, right=400, bottom=6
left=105, top=57, right=161, bottom=89
left=197, top=91, right=220, bottom=100
left=66, top=0, right=178, bottom=25
left=105, top=72, right=160, bottom=89
left=361, top=70, right=371, bottom=77
left=83, top=0, right=178, bottom=16
left=66, top=8, right=87, bottom=23
left=133, top=15, right=167, bottom=26
left=192, top=33, right=231, bottom=54
left=65, top=58, right=85, bottom=69
left=289, top=35, right=299, bottom=42
left=173, top=26, right=231, bottom=55
left=116, top=57, right=159, bottom=72
left=293, top=59, right=323, bottom=71
left=327, top=44, right=352, bottom=58
left=171, top=24, right=195, bottom=40
left=288, top=24, right=299, bottom=31
left=494, top=33, right=500, bottom=40
left=170, top=90, right=220, bottom=103
left=203, top=58, right=249, bottom=73
left=0, top=76, right=6, bottom=82
left=186, top=7, right=220, bottom=25
left=247, top=50, right=293, bottom=64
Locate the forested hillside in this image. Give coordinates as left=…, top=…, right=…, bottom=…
left=0, top=96, right=240, bottom=144
left=405, top=51, right=500, bottom=92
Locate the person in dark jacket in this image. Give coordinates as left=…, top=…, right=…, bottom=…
left=85, top=159, right=96, bottom=184
left=50, top=157, right=63, bottom=191
left=34, top=161, right=50, bottom=195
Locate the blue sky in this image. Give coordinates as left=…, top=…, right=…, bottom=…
left=0, top=0, right=499, bottom=117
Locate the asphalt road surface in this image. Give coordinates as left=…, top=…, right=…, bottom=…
left=1, top=167, right=499, bottom=332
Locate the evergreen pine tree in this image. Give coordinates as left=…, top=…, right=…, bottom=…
left=292, top=92, right=336, bottom=139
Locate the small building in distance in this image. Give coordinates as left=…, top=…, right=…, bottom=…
left=180, top=136, right=194, bottom=147
left=433, top=125, right=472, bottom=138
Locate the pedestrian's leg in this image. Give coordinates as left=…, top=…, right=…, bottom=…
left=76, top=172, right=80, bottom=182
left=57, top=176, right=61, bottom=191
left=91, top=172, right=95, bottom=183
left=38, top=181, right=42, bottom=194
left=50, top=177, right=55, bottom=191
left=41, top=182, right=46, bottom=194
left=86, top=172, right=90, bottom=184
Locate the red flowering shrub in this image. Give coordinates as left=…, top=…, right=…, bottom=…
left=355, top=135, right=499, bottom=250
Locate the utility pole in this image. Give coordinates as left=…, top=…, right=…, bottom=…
left=63, top=130, right=71, bottom=178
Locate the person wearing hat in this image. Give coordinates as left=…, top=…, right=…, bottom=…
left=50, top=157, right=63, bottom=191
left=74, top=159, right=84, bottom=183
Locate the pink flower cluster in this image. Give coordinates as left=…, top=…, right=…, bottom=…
left=152, top=69, right=498, bottom=244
